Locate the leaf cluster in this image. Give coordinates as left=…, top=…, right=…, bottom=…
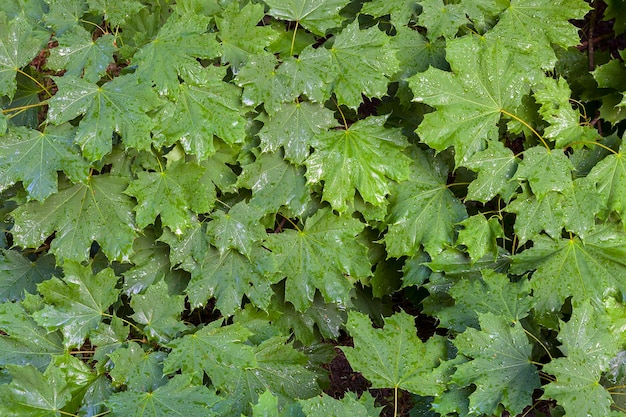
left=1, top=0, right=626, bottom=416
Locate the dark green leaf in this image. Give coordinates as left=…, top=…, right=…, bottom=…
left=0, top=250, right=58, bottom=302
left=130, top=282, right=188, bottom=343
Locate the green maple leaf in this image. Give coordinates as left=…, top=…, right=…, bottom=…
left=514, top=146, right=573, bottom=199
left=47, top=26, right=116, bottom=83
left=163, top=320, right=256, bottom=385
left=305, top=116, right=411, bottom=212
left=108, top=342, right=167, bottom=391
left=384, top=149, right=467, bottom=257
left=418, top=0, right=467, bottom=39
left=410, top=36, right=531, bottom=164
left=0, top=301, right=64, bottom=370
left=130, top=282, right=188, bottom=343
left=586, top=143, right=626, bottom=220
left=437, top=270, right=534, bottom=332
left=44, top=0, right=88, bottom=34
left=265, top=208, right=370, bottom=311
left=275, top=53, right=332, bottom=104
left=235, top=54, right=293, bottom=116
left=107, top=374, right=220, bottom=417
left=0, top=249, right=58, bottom=302
left=391, top=26, right=448, bottom=80
left=185, top=245, right=278, bottom=316
left=206, top=202, right=268, bottom=258
left=216, top=2, right=279, bottom=70
left=558, top=179, right=603, bottom=238
left=300, top=392, right=382, bottom=417
left=47, top=74, right=161, bottom=161
left=237, top=152, right=310, bottom=216
left=258, top=102, right=337, bottom=164
left=90, top=315, right=129, bottom=362
left=160, top=218, right=210, bottom=273
left=0, top=12, right=49, bottom=99
left=33, top=261, right=120, bottom=347
left=125, top=161, right=213, bottom=233
left=506, top=189, right=565, bottom=244
left=360, top=0, right=418, bottom=27
left=154, top=66, right=246, bottom=160
left=533, top=77, right=598, bottom=148
left=452, top=313, right=540, bottom=416
left=542, top=303, right=621, bottom=417
left=0, top=364, right=71, bottom=416
left=219, top=336, right=323, bottom=416
left=0, top=124, right=89, bottom=201
left=488, top=0, right=590, bottom=70
left=264, top=0, right=350, bottom=36
left=511, top=226, right=626, bottom=313
left=86, top=0, right=144, bottom=26
left=456, top=214, right=504, bottom=263
left=462, top=140, right=519, bottom=203
left=342, top=311, right=447, bottom=396
left=12, top=175, right=137, bottom=262
left=134, top=13, right=220, bottom=95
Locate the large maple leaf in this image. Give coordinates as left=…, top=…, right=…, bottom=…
left=305, top=115, right=412, bottom=212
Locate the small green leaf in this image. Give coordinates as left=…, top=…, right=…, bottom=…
left=462, top=140, right=519, bottom=203
left=457, top=214, right=503, bottom=263
left=0, top=364, right=71, bottom=416
left=342, top=311, right=447, bottom=396
left=453, top=313, right=540, bottom=416
left=206, top=202, right=268, bottom=258
left=0, top=124, right=89, bottom=201
left=265, top=208, right=370, bottom=311
left=264, top=0, right=350, bottom=36
left=586, top=143, right=626, bottom=220
left=47, top=26, right=115, bottom=82
left=86, top=0, right=144, bottom=26
left=0, top=250, right=58, bottom=302
left=107, top=374, right=220, bottom=417
left=130, top=282, right=188, bottom=343
left=418, top=0, right=467, bottom=40
left=33, top=261, right=120, bottom=348
left=235, top=54, right=292, bottom=116
left=300, top=392, right=382, bottom=417
left=108, top=342, right=167, bottom=391
left=306, top=115, right=411, bottom=212
left=514, top=146, right=573, bottom=199
left=258, top=102, right=337, bottom=164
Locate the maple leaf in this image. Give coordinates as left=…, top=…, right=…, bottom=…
left=258, top=101, right=337, bottom=164
left=107, top=374, right=220, bottom=417
left=436, top=270, right=534, bottom=332
left=32, top=261, right=121, bottom=348
left=0, top=301, right=64, bottom=371
left=163, top=320, right=256, bottom=385
left=506, top=189, right=565, bottom=245
left=129, top=282, right=188, bottom=344
left=47, top=26, right=116, bottom=83
left=235, top=54, right=293, bottom=116
left=586, top=143, right=626, bottom=220
left=264, top=0, right=350, bottom=36
left=133, top=13, right=220, bottom=95
left=418, top=0, right=468, bottom=39
left=305, top=115, right=412, bottom=212
left=0, top=124, right=89, bottom=201
left=384, top=149, right=467, bottom=257
left=511, top=226, right=626, bottom=313
left=86, top=0, right=144, bottom=26
left=12, top=175, right=137, bottom=262
left=108, top=342, right=167, bottom=391
left=237, top=152, right=310, bottom=216
left=206, top=202, right=268, bottom=258
left=410, top=36, right=531, bottom=165
left=456, top=214, right=504, bottom=263
left=44, top=0, right=88, bottom=34
left=360, top=0, right=418, bottom=27
left=185, top=245, right=278, bottom=316
left=0, top=364, right=71, bottom=416
left=462, top=140, right=519, bottom=203
left=0, top=249, right=58, bottom=302
left=533, top=77, right=598, bottom=148
left=47, top=74, right=161, bottom=161
left=488, top=0, right=591, bottom=70
left=514, top=146, right=573, bottom=199
left=391, top=26, right=448, bottom=80
left=154, top=66, right=246, bottom=160
left=125, top=161, right=213, bottom=233
left=216, top=2, right=279, bottom=70
left=542, top=304, right=622, bottom=417
left=265, top=208, right=370, bottom=311
left=342, top=311, right=447, bottom=396
left=300, top=392, right=382, bottom=417
left=0, top=12, right=49, bottom=99
left=452, top=313, right=540, bottom=416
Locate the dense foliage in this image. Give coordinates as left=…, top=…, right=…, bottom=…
left=1, top=0, right=626, bottom=416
